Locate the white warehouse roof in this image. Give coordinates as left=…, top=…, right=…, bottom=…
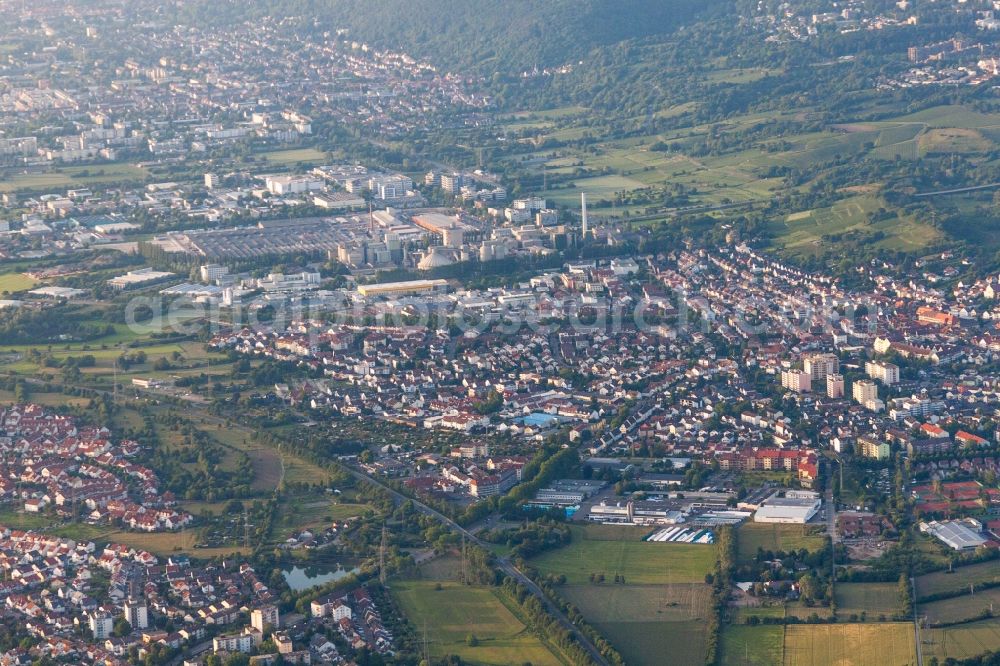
left=753, top=496, right=821, bottom=524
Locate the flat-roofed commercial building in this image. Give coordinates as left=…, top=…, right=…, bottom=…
left=357, top=279, right=448, bottom=297
left=107, top=268, right=176, bottom=291
left=921, top=518, right=987, bottom=551
left=753, top=492, right=821, bottom=524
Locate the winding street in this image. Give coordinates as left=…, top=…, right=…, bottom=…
left=342, top=464, right=612, bottom=666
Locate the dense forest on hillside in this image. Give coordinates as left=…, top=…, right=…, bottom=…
left=180, top=0, right=716, bottom=78
left=178, top=0, right=993, bottom=120
left=171, top=0, right=1000, bottom=270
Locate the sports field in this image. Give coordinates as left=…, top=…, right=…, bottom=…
left=259, top=147, right=327, bottom=165
left=529, top=524, right=716, bottom=584
left=391, top=580, right=562, bottom=666
left=782, top=623, right=916, bottom=666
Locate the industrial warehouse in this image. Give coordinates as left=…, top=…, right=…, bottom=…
left=751, top=490, right=823, bottom=524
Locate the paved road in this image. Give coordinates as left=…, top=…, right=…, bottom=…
left=565, top=198, right=761, bottom=225
left=342, top=464, right=611, bottom=666
left=914, top=181, right=1000, bottom=197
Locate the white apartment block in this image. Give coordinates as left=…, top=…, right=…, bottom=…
left=803, top=353, right=839, bottom=381
left=781, top=369, right=811, bottom=393
left=826, top=373, right=845, bottom=399
left=865, top=360, right=900, bottom=385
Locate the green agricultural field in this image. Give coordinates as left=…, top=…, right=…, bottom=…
left=920, top=587, right=1000, bottom=625
left=507, top=101, right=1000, bottom=257
left=0, top=163, right=149, bottom=192
left=777, top=195, right=878, bottom=235
left=562, top=583, right=711, bottom=624
left=503, top=105, right=588, bottom=123
left=835, top=583, right=904, bottom=619
left=919, top=128, right=993, bottom=155
left=571, top=524, right=643, bottom=541
left=530, top=105, right=589, bottom=119
left=272, top=498, right=372, bottom=540
left=0, top=172, right=74, bottom=192
left=776, top=130, right=879, bottom=170
left=280, top=452, right=335, bottom=487
left=732, top=604, right=786, bottom=623
left=721, top=625, right=785, bottom=666
left=529, top=524, right=716, bottom=584
left=916, top=561, right=1000, bottom=600
left=0, top=508, right=60, bottom=531
left=875, top=123, right=925, bottom=146
left=602, top=619, right=706, bottom=666
left=392, top=581, right=563, bottom=666
left=654, top=101, right=699, bottom=120
left=0, top=338, right=194, bottom=360
left=870, top=123, right=924, bottom=160
left=0, top=273, right=36, bottom=293
left=62, top=163, right=149, bottom=184
left=258, top=147, right=327, bottom=166
left=528, top=527, right=716, bottom=665
left=201, top=421, right=332, bottom=492
left=736, top=522, right=827, bottom=563
left=923, top=617, right=1000, bottom=661
left=894, top=104, right=1000, bottom=129
left=413, top=555, right=465, bottom=581
left=504, top=119, right=555, bottom=133
left=103, top=528, right=250, bottom=558
left=52, top=523, right=113, bottom=543
left=767, top=194, right=940, bottom=257
left=128, top=405, right=325, bottom=495
left=544, top=174, right=649, bottom=207
left=178, top=500, right=232, bottom=517
left=0, top=511, right=115, bottom=545
left=706, top=68, right=783, bottom=84
left=0, top=390, right=92, bottom=409
left=563, top=585, right=711, bottom=665
left=0, top=341, right=217, bottom=382
left=872, top=139, right=920, bottom=161
left=782, top=623, right=916, bottom=666
left=784, top=601, right=834, bottom=621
